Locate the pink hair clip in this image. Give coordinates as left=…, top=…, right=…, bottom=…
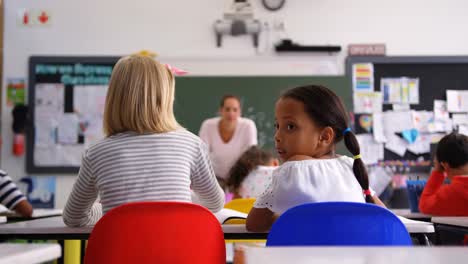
left=165, top=64, right=188, bottom=76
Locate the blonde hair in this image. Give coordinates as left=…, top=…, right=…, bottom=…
left=103, top=55, right=180, bottom=136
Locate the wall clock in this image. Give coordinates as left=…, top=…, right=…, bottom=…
left=262, top=0, right=285, bottom=11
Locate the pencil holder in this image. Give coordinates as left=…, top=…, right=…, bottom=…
left=406, top=180, right=426, bottom=213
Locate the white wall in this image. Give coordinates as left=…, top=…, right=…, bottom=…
left=4, top=0, right=468, bottom=208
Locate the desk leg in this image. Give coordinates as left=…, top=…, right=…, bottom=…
left=58, top=240, right=65, bottom=264
left=411, top=233, right=432, bottom=246
left=81, top=240, right=86, bottom=263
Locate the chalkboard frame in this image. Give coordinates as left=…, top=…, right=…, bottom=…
left=345, top=55, right=468, bottom=161
left=27, top=56, right=120, bottom=174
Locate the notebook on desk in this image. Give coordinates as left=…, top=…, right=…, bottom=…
left=215, top=208, right=247, bottom=224
left=0, top=208, right=63, bottom=219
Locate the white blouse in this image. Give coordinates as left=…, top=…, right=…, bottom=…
left=238, top=166, right=276, bottom=198
left=254, top=156, right=371, bottom=214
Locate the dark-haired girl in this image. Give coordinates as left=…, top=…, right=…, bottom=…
left=227, top=146, right=279, bottom=199
left=247, top=85, right=383, bottom=232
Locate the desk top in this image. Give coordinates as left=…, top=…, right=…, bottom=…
left=0, top=243, right=61, bottom=264
left=0, top=215, right=434, bottom=241
left=244, top=247, right=468, bottom=264
left=391, top=209, right=432, bottom=219
left=432, top=217, right=468, bottom=228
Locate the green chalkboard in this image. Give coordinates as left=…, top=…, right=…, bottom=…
left=173, top=76, right=350, bottom=153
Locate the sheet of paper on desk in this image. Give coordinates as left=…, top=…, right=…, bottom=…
left=353, top=92, right=382, bottom=114
left=356, top=134, right=384, bottom=164
left=447, top=90, right=468, bottom=113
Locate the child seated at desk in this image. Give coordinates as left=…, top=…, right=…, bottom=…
left=246, top=85, right=384, bottom=232
left=0, top=169, right=33, bottom=217
left=63, top=55, right=224, bottom=227
left=419, top=132, right=468, bottom=216
left=226, top=146, right=279, bottom=199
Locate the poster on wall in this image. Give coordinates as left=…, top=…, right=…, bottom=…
left=352, top=63, right=374, bottom=92
left=27, top=56, right=119, bottom=173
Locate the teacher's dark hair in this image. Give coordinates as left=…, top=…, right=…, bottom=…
left=220, top=94, right=241, bottom=108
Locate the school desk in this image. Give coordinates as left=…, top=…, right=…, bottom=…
left=0, top=216, right=434, bottom=241
left=243, top=246, right=468, bottom=264
left=391, top=208, right=432, bottom=221
left=431, top=217, right=468, bottom=245
left=0, top=243, right=61, bottom=264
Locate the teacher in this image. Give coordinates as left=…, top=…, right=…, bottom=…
left=199, top=95, right=258, bottom=187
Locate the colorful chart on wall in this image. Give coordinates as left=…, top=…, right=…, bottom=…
left=27, top=56, right=120, bottom=173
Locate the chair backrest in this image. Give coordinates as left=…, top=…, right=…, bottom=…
left=266, top=202, right=412, bottom=246
left=85, top=201, right=226, bottom=264
left=224, top=198, right=255, bottom=214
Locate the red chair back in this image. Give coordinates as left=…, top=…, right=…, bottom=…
left=85, top=201, right=226, bottom=264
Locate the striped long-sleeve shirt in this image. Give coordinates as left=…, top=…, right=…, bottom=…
left=63, top=129, right=225, bottom=227
left=0, top=170, right=27, bottom=210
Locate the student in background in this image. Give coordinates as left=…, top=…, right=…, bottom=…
left=199, top=95, right=258, bottom=188
left=246, top=85, right=383, bottom=232
left=226, top=146, right=279, bottom=199
left=419, top=132, right=468, bottom=216
left=0, top=170, right=33, bottom=217
left=63, top=55, right=224, bottom=227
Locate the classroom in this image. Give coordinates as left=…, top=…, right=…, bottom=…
left=1, top=0, right=468, bottom=263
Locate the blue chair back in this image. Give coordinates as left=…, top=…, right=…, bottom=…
left=266, top=202, right=412, bottom=246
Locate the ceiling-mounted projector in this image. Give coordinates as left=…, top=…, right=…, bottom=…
left=214, top=0, right=261, bottom=47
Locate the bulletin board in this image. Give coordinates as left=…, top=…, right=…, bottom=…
left=27, top=56, right=120, bottom=173
left=346, top=56, right=468, bottom=162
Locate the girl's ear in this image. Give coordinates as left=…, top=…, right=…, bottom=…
left=319, top=126, right=335, bottom=146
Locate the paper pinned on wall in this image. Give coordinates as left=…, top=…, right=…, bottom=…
left=352, top=63, right=374, bottom=92
left=382, top=111, right=415, bottom=140
left=381, top=78, right=401, bottom=104
left=381, top=77, right=419, bottom=104
left=407, top=133, right=432, bottom=155
left=434, top=100, right=449, bottom=120
left=385, top=134, right=408, bottom=157
left=412, top=111, right=433, bottom=133
left=372, top=112, right=387, bottom=143
left=459, top=125, right=468, bottom=136
left=392, top=104, right=410, bottom=111
left=368, top=166, right=392, bottom=196
left=353, top=92, right=382, bottom=113
left=355, top=134, right=384, bottom=165
left=57, top=113, right=79, bottom=144
left=452, top=114, right=468, bottom=125
left=447, top=90, right=468, bottom=113
left=35, top=120, right=57, bottom=147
